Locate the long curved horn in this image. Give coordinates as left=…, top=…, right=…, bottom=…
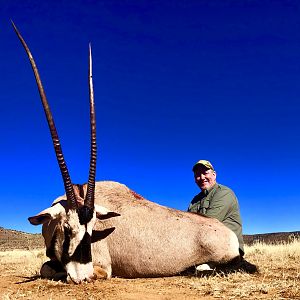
left=12, top=21, right=77, bottom=210
left=85, top=44, right=97, bottom=209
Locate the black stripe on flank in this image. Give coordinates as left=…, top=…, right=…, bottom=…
left=61, top=228, right=92, bottom=265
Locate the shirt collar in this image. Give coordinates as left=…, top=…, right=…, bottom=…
left=202, top=183, right=217, bottom=196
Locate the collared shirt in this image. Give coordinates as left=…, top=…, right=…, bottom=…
left=188, top=183, right=244, bottom=254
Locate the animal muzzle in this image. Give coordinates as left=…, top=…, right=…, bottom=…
left=65, top=261, right=95, bottom=284
left=61, top=230, right=95, bottom=283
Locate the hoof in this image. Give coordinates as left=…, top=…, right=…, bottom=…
left=93, top=265, right=108, bottom=279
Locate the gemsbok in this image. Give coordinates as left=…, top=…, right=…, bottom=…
left=13, top=22, right=241, bottom=284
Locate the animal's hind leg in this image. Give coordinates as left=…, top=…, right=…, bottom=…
left=93, top=264, right=112, bottom=279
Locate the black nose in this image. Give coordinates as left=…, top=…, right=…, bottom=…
left=77, top=205, right=94, bottom=225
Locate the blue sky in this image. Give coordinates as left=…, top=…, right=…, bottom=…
left=1, top=0, right=299, bottom=234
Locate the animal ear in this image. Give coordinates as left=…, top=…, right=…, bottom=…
left=91, top=227, right=116, bottom=243
left=28, top=202, right=66, bottom=225
left=28, top=213, right=51, bottom=225
left=95, top=204, right=121, bottom=220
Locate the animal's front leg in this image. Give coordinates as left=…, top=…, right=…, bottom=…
left=40, top=260, right=67, bottom=281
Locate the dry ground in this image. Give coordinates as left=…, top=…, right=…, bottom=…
left=0, top=240, right=300, bottom=300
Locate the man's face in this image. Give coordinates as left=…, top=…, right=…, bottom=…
left=194, top=166, right=217, bottom=191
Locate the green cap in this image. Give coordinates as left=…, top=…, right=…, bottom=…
left=192, top=160, right=214, bottom=172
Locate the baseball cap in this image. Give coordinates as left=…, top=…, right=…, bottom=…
left=192, top=160, right=214, bottom=172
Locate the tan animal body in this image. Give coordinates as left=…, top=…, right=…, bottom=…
left=42, top=181, right=240, bottom=279
left=12, top=22, right=240, bottom=283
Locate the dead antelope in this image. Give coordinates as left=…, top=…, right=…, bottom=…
left=13, top=22, right=240, bottom=284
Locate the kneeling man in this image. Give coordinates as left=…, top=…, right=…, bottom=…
left=188, top=160, right=244, bottom=256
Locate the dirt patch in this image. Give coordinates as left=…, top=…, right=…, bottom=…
left=0, top=262, right=212, bottom=299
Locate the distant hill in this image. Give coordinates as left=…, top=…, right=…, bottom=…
left=0, top=227, right=44, bottom=251
left=243, top=231, right=300, bottom=245
left=0, top=226, right=299, bottom=251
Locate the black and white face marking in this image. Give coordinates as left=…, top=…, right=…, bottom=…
left=53, top=208, right=97, bottom=283
left=63, top=229, right=94, bottom=283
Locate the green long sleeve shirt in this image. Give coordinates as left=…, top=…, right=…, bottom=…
left=188, top=183, right=244, bottom=254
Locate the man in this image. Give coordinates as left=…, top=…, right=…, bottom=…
left=188, top=160, right=244, bottom=255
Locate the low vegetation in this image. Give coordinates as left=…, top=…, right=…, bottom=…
left=0, top=238, right=299, bottom=299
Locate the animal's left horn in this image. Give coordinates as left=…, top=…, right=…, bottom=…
left=85, top=44, right=97, bottom=209
left=12, top=21, right=78, bottom=210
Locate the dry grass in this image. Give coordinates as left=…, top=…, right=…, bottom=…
left=0, top=240, right=300, bottom=299
left=0, top=248, right=46, bottom=278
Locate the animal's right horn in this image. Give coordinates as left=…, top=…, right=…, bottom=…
left=12, top=21, right=77, bottom=210
left=85, top=44, right=97, bottom=209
